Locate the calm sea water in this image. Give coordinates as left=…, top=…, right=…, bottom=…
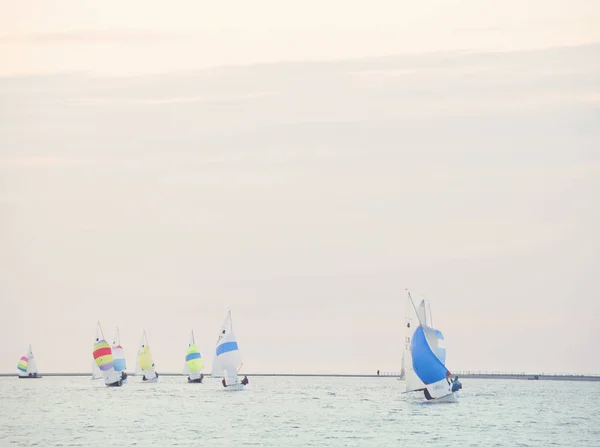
left=0, top=376, right=598, bottom=446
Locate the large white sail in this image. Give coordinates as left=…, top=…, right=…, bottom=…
left=212, top=310, right=243, bottom=386
left=137, top=330, right=158, bottom=382
left=26, top=345, right=38, bottom=375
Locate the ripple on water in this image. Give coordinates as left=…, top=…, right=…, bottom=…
left=1, top=376, right=599, bottom=446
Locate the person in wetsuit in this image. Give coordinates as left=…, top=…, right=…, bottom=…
left=241, top=375, right=249, bottom=385
left=451, top=376, right=462, bottom=392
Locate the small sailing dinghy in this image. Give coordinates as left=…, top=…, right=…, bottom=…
left=212, top=309, right=247, bottom=391
left=401, top=296, right=447, bottom=394
left=93, top=322, right=123, bottom=387
left=184, top=330, right=205, bottom=383
left=407, top=291, right=458, bottom=403
left=136, top=330, right=158, bottom=383
left=17, top=345, right=42, bottom=379
left=112, top=327, right=128, bottom=384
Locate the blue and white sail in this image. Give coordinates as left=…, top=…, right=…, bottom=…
left=111, top=327, right=127, bottom=382
left=402, top=298, right=446, bottom=392
left=408, top=293, right=455, bottom=401
left=211, top=310, right=243, bottom=387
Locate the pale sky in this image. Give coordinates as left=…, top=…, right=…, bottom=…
left=1, top=1, right=599, bottom=375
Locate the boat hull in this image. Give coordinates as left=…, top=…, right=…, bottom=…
left=424, top=392, right=458, bottom=403
left=222, top=383, right=247, bottom=391
left=18, top=376, right=42, bottom=379
left=106, top=380, right=123, bottom=387
left=188, top=377, right=203, bottom=383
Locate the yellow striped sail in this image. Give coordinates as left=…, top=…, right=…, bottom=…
left=185, top=344, right=203, bottom=373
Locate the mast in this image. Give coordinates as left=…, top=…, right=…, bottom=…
left=97, top=321, right=106, bottom=340
left=407, top=291, right=423, bottom=326
left=403, top=290, right=412, bottom=350
left=427, top=300, right=433, bottom=327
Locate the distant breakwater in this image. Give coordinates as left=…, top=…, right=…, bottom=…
left=2, top=372, right=599, bottom=382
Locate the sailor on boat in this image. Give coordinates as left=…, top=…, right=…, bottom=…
left=121, top=371, right=128, bottom=381
left=188, top=373, right=204, bottom=383
left=241, top=375, right=249, bottom=385
left=451, top=376, right=462, bottom=392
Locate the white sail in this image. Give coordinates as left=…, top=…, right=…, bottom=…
left=91, top=359, right=103, bottom=379
left=26, top=345, right=38, bottom=375
left=402, top=298, right=427, bottom=392
left=212, top=310, right=243, bottom=385
left=137, top=330, right=157, bottom=381
left=416, top=299, right=429, bottom=327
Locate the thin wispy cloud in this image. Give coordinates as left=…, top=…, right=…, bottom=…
left=64, top=91, right=277, bottom=107
left=0, top=29, right=184, bottom=45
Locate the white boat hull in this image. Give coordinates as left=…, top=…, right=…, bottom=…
left=222, top=383, right=246, bottom=391
left=142, top=377, right=158, bottom=383
left=425, top=392, right=458, bottom=403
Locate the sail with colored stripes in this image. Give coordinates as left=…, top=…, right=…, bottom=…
left=184, top=330, right=204, bottom=380
left=93, top=322, right=121, bottom=386
left=211, top=309, right=242, bottom=384
left=17, top=356, right=28, bottom=377
left=17, top=345, right=39, bottom=378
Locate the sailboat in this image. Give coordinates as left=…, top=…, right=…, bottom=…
left=401, top=296, right=446, bottom=393
left=211, top=309, right=247, bottom=390
left=136, top=330, right=158, bottom=383
left=17, top=345, right=42, bottom=379
left=184, top=330, right=205, bottom=383
left=111, top=327, right=128, bottom=384
left=407, top=291, right=458, bottom=403
left=92, top=322, right=123, bottom=387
